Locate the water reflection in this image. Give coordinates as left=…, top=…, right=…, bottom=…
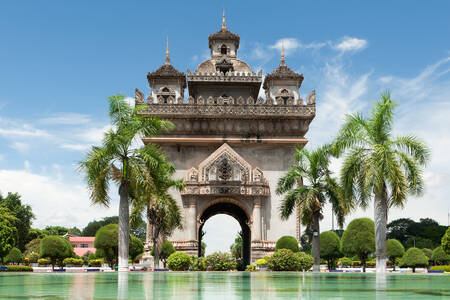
left=376, top=273, right=387, bottom=300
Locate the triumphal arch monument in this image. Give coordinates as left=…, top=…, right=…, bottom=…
left=137, top=16, right=316, bottom=265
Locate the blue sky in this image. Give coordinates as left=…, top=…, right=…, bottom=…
left=0, top=1, right=449, bottom=253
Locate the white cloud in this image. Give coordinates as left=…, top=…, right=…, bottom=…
left=0, top=169, right=118, bottom=229
left=270, top=38, right=326, bottom=55
left=0, top=119, right=50, bottom=139
left=60, top=143, right=91, bottom=151
left=40, top=113, right=91, bottom=125
left=202, top=215, right=241, bottom=254
left=11, top=142, right=31, bottom=154
left=333, top=37, right=368, bottom=52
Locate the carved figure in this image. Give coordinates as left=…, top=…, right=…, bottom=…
left=306, top=90, right=316, bottom=105
left=135, top=88, right=144, bottom=104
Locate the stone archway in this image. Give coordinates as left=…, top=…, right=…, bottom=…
left=197, top=200, right=251, bottom=269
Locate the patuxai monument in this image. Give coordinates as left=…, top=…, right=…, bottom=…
left=137, top=15, right=316, bottom=266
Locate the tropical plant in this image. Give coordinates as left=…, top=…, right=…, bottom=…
left=297, top=252, right=314, bottom=271
left=276, top=145, right=346, bottom=272
left=341, top=218, right=375, bottom=272
left=0, top=210, right=16, bottom=263
left=94, top=224, right=120, bottom=268
left=78, top=94, right=173, bottom=271
left=62, top=257, right=83, bottom=266
left=39, top=236, right=73, bottom=270
left=230, top=234, right=243, bottom=259
left=28, top=252, right=39, bottom=263
left=191, top=256, right=206, bottom=271
left=23, top=238, right=41, bottom=257
left=320, top=231, right=342, bottom=270
left=266, top=249, right=312, bottom=271
left=332, top=92, right=430, bottom=273
left=275, top=235, right=300, bottom=253
left=338, top=257, right=352, bottom=267
left=442, top=227, right=450, bottom=254
left=205, top=252, right=237, bottom=271
left=431, top=246, right=450, bottom=265
left=386, top=239, right=404, bottom=270
left=5, top=247, right=24, bottom=264
left=399, top=247, right=428, bottom=272
left=421, top=248, right=432, bottom=261
left=129, top=236, right=144, bottom=264
left=151, top=240, right=175, bottom=268
left=167, top=252, right=191, bottom=271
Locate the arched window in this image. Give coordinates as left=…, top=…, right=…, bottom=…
left=220, top=44, right=227, bottom=55
left=157, top=87, right=176, bottom=104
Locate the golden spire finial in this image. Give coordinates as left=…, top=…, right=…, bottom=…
left=280, top=40, right=286, bottom=66
left=164, top=36, right=171, bottom=65
left=222, top=9, right=226, bottom=29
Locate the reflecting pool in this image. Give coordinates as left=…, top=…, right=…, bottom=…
left=0, top=272, right=449, bottom=299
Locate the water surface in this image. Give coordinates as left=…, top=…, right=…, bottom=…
left=0, top=272, right=449, bottom=299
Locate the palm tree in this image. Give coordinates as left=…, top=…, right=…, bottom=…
left=130, top=159, right=183, bottom=269
left=333, top=92, right=430, bottom=273
left=276, top=145, right=346, bottom=272
left=78, top=94, right=173, bottom=271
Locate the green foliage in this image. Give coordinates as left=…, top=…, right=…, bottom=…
left=191, top=256, right=206, bottom=271
left=38, top=258, right=51, bottom=265
left=94, top=224, right=118, bottom=268
left=129, top=236, right=144, bottom=262
left=39, top=236, right=73, bottom=268
left=0, top=192, right=35, bottom=252
left=297, top=252, right=314, bottom=271
left=204, top=252, right=237, bottom=271
left=27, top=229, right=45, bottom=242
left=43, top=226, right=69, bottom=236
left=255, top=258, right=267, bottom=267
left=267, top=249, right=308, bottom=271
left=338, top=257, right=352, bottom=267
left=167, top=252, right=191, bottom=271
left=82, top=216, right=119, bottom=237
left=0, top=217, right=16, bottom=263
left=442, top=227, right=450, bottom=254
left=431, top=246, right=450, bottom=265
left=63, top=258, right=84, bottom=266
left=275, top=236, right=300, bottom=253
left=320, top=231, right=342, bottom=270
left=0, top=265, right=33, bottom=272
left=399, top=247, right=428, bottom=272
left=245, top=264, right=256, bottom=271
left=88, top=259, right=103, bottom=267
left=421, top=248, right=432, bottom=260
left=151, top=240, right=175, bottom=267
left=24, top=238, right=41, bottom=257
left=230, top=234, right=243, bottom=259
left=28, top=252, right=39, bottom=263
left=386, top=239, right=404, bottom=270
left=341, top=218, right=375, bottom=271
left=5, top=247, right=24, bottom=264
left=68, top=227, right=82, bottom=236
left=429, top=265, right=450, bottom=272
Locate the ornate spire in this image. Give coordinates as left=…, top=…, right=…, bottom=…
left=280, top=40, right=286, bottom=66
left=222, top=9, right=226, bottom=29
left=165, top=36, right=170, bottom=65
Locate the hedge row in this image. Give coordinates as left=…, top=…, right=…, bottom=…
left=429, top=265, right=450, bottom=272
left=0, top=265, right=33, bottom=272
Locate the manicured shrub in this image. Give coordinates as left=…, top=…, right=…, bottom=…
left=39, top=236, right=73, bottom=270
left=399, top=247, right=428, bottom=272
left=429, top=265, right=450, bottom=272
left=167, top=252, right=191, bottom=271
left=245, top=265, right=256, bottom=272
left=0, top=265, right=33, bottom=272
left=28, top=253, right=39, bottom=263
left=5, top=247, right=24, bottom=264
left=191, top=256, right=206, bottom=271
left=338, top=257, right=352, bottom=267
left=129, top=236, right=144, bottom=264
left=62, top=258, right=83, bottom=266
left=275, top=236, right=300, bottom=253
left=366, top=260, right=376, bottom=267
left=255, top=258, right=267, bottom=267
left=204, top=252, right=237, bottom=271
left=94, top=224, right=118, bottom=268
left=352, top=260, right=361, bottom=267
left=38, top=258, right=50, bottom=266
left=386, top=239, right=405, bottom=270
left=151, top=240, right=175, bottom=268
left=341, top=218, right=375, bottom=272
left=320, top=231, right=342, bottom=270
left=442, top=227, right=450, bottom=254
left=24, top=238, right=41, bottom=257
left=267, top=249, right=301, bottom=271
left=88, top=259, right=103, bottom=267
left=431, top=246, right=450, bottom=265
left=297, top=252, right=314, bottom=271
left=421, top=248, right=432, bottom=260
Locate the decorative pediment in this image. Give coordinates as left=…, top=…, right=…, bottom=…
left=182, top=143, right=269, bottom=196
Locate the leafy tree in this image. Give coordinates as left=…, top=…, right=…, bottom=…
left=386, top=239, right=404, bottom=270
left=43, top=226, right=69, bottom=236
left=320, top=231, right=342, bottom=270
left=431, top=246, right=450, bottom=265
left=341, top=218, right=375, bottom=272
left=230, top=234, right=243, bottom=259
left=27, top=228, right=45, bottom=242
left=0, top=192, right=35, bottom=252
left=399, top=247, right=428, bottom=272
left=442, top=227, right=450, bottom=254
left=386, top=218, right=416, bottom=245
left=82, top=216, right=119, bottom=237
left=201, top=242, right=206, bottom=257
left=276, top=145, right=346, bottom=272
left=79, top=94, right=173, bottom=271
left=5, top=247, right=24, bottom=264
left=129, top=236, right=144, bottom=264
left=24, top=238, right=41, bottom=257
left=275, top=236, right=300, bottom=253
left=387, top=218, right=446, bottom=249
left=130, top=217, right=146, bottom=242
left=0, top=207, right=17, bottom=263
left=333, top=92, right=430, bottom=273
left=94, top=224, right=119, bottom=268
left=40, top=236, right=73, bottom=270
left=421, top=248, right=432, bottom=261
left=68, top=227, right=82, bottom=236
left=151, top=240, right=175, bottom=268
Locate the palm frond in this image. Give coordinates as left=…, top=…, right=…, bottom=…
left=279, top=186, right=309, bottom=220
left=392, top=135, right=430, bottom=166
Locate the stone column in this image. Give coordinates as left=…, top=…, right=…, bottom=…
left=186, top=197, right=197, bottom=241
left=252, top=198, right=262, bottom=241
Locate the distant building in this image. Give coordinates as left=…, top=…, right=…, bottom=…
left=68, top=236, right=96, bottom=256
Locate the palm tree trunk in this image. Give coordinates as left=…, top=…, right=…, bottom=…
left=118, top=182, right=130, bottom=272
left=374, top=185, right=388, bottom=273
left=312, top=211, right=320, bottom=272
left=153, top=236, right=160, bottom=269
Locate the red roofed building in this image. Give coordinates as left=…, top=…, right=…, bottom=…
left=68, top=236, right=96, bottom=256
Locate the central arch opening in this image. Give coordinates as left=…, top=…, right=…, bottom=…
left=198, top=201, right=251, bottom=270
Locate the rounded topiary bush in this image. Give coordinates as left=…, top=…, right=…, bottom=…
left=399, top=247, right=428, bottom=272
left=167, top=252, right=191, bottom=271
left=338, top=257, right=352, bottom=267
left=267, top=249, right=301, bottom=271
left=275, top=236, right=300, bottom=253
left=5, top=247, right=24, bottom=264
left=255, top=258, right=267, bottom=267
left=205, top=252, right=237, bottom=271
